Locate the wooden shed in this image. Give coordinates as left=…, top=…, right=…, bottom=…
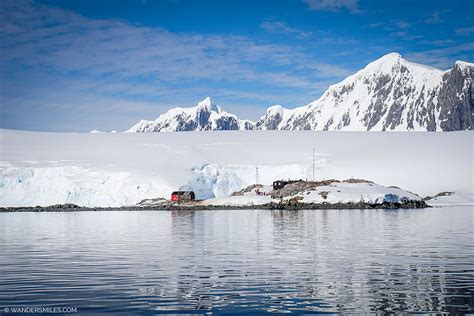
left=273, top=180, right=289, bottom=191
left=171, top=191, right=195, bottom=202
left=273, top=179, right=304, bottom=191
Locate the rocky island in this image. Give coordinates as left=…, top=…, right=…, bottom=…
left=1, top=179, right=430, bottom=212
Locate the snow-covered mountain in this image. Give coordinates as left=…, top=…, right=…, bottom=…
left=127, top=97, right=255, bottom=132
left=127, top=53, right=473, bottom=132
left=256, top=53, right=473, bottom=131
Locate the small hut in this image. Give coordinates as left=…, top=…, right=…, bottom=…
left=273, top=179, right=304, bottom=191
left=273, top=180, right=289, bottom=190
left=171, top=191, right=195, bottom=202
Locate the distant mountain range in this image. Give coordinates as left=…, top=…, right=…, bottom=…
left=127, top=97, right=254, bottom=133
left=126, top=53, right=473, bottom=132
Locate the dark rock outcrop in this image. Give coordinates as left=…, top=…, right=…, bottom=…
left=437, top=62, right=473, bottom=131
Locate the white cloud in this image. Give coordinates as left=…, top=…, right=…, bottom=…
left=425, top=11, right=446, bottom=24
left=363, top=22, right=385, bottom=28
left=394, top=20, right=410, bottom=29
left=260, top=19, right=311, bottom=39
left=390, top=31, right=422, bottom=41
left=0, top=0, right=324, bottom=92
left=420, top=39, right=454, bottom=47
left=1, top=0, right=357, bottom=131
left=313, top=63, right=352, bottom=77
left=455, top=27, right=474, bottom=36
left=405, top=42, right=474, bottom=69
left=303, top=0, right=362, bottom=13
left=320, top=36, right=359, bottom=45
left=391, top=31, right=407, bottom=37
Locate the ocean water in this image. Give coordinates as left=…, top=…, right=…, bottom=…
left=0, top=207, right=473, bottom=314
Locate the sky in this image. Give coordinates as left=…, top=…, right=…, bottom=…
left=0, top=0, right=473, bottom=132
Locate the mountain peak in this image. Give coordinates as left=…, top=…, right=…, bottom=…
left=455, top=60, right=474, bottom=70
left=361, top=52, right=443, bottom=75
left=455, top=60, right=474, bottom=67
left=353, top=52, right=406, bottom=77
left=196, top=97, right=220, bottom=113
left=382, top=52, right=402, bottom=60
left=266, top=104, right=284, bottom=113
left=367, top=52, right=403, bottom=68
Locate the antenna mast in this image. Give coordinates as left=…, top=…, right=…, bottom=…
left=256, top=166, right=259, bottom=185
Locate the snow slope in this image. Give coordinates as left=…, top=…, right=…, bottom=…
left=200, top=182, right=422, bottom=206
left=203, top=186, right=273, bottom=207
left=426, top=192, right=474, bottom=207
left=286, top=182, right=421, bottom=204
left=0, top=129, right=472, bottom=207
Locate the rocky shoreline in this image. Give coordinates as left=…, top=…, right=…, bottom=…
left=0, top=199, right=429, bottom=212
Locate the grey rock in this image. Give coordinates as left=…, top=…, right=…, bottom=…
left=437, top=62, right=473, bottom=131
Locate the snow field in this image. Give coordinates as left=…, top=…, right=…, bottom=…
left=1, top=129, right=472, bottom=207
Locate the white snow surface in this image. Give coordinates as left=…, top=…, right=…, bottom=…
left=287, top=182, right=421, bottom=204
left=0, top=129, right=472, bottom=207
left=203, top=186, right=273, bottom=206
left=426, top=192, right=474, bottom=206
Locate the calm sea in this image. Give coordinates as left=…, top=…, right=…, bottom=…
left=1, top=207, right=473, bottom=314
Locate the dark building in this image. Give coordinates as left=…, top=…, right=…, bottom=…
left=273, top=180, right=289, bottom=190
left=273, top=179, right=304, bottom=191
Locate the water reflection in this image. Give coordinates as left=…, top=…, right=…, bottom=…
left=0, top=207, right=473, bottom=313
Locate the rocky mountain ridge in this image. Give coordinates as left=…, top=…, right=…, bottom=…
left=126, top=53, right=473, bottom=132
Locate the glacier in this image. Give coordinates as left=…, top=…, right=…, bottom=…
left=1, top=129, right=472, bottom=207
left=0, top=165, right=168, bottom=207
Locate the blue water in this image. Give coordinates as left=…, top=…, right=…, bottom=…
left=0, top=207, right=473, bottom=314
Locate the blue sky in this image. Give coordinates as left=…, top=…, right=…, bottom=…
left=1, top=0, right=473, bottom=132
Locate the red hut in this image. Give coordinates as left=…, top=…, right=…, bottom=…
left=171, top=191, right=195, bottom=203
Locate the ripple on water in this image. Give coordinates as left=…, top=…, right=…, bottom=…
left=0, top=207, right=473, bottom=313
